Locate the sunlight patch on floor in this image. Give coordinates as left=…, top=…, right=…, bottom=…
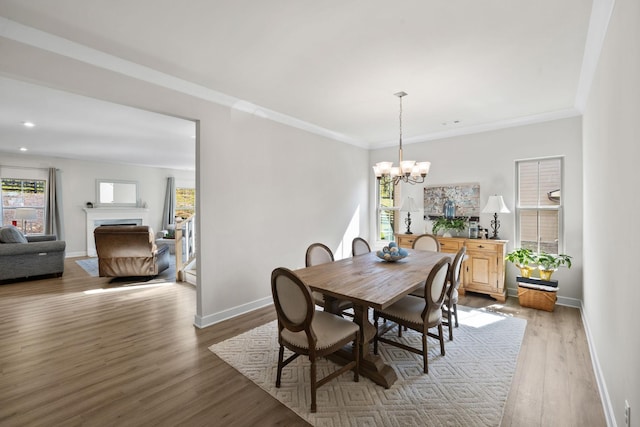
left=458, top=308, right=506, bottom=328
left=84, top=282, right=175, bottom=295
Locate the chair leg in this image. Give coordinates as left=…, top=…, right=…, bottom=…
left=453, top=303, right=459, bottom=327
left=438, top=324, right=445, bottom=356
left=447, top=306, right=454, bottom=341
left=422, top=332, right=428, bottom=374
left=310, top=356, right=317, bottom=413
left=276, top=345, right=284, bottom=387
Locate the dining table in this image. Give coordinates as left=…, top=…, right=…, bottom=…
left=294, top=248, right=452, bottom=388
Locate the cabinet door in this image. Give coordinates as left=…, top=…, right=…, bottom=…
left=465, top=251, right=498, bottom=292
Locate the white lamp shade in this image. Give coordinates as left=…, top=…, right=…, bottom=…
left=482, top=195, right=510, bottom=214
left=400, top=196, right=420, bottom=212
left=15, top=208, right=38, bottom=220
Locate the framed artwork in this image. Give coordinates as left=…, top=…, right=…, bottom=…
left=424, top=182, right=480, bottom=220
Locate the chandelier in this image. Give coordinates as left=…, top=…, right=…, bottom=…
left=373, top=91, right=431, bottom=185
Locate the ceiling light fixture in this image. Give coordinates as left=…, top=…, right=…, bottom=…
left=22, top=121, right=35, bottom=128
left=19, top=147, right=28, bottom=152
left=373, top=92, right=430, bottom=185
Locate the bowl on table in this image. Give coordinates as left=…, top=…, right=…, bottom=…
left=376, top=242, right=408, bottom=262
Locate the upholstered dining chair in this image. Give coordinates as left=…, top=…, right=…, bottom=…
left=412, top=233, right=441, bottom=252
left=442, top=246, right=466, bottom=340
left=373, top=257, right=451, bottom=374
left=271, top=267, right=360, bottom=413
left=351, top=237, right=371, bottom=256
left=305, top=243, right=352, bottom=313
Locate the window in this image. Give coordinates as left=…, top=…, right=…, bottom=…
left=1, top=178, right=47, bottom=234
left=516, top=158, right=563, bottom=254
left=376, top=176, right=396, bottom=242
left=175, top=187, right=195, bottom=219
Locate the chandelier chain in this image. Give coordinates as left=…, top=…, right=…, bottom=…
left=399, top=94, right=403, bottom=150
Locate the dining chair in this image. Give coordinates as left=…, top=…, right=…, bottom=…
left=351, top=237, right=371, bottom=256
left=442, top=246, right=466, bottom=340
left=305, top=243, right=352, bottom=314
left=412, top=233, right=441, bottom=252
left=373, top=256, right=451, bottom=374
left=271, top=267, right=360, bottom=413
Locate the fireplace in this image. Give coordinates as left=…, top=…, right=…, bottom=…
left=84, top=208, right=150, bottom=256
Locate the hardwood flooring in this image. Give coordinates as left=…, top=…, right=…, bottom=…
left=0, top=259, right=605, bottom=426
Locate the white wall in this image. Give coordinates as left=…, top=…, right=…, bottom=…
left=370, top=117, right=583, bottom=303
left=0, top=38, right=369, bottom=327
left=0, top=152, right=194, bottom=256
left=583, top=0, right=640, bottom=424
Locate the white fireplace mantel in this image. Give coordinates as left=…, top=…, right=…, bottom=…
left=84, top=207, right=150, bottom=257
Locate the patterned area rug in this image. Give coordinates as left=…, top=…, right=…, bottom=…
left=75, top=257, right=176, bottom=282
left=209, top=307, right=526, bottom=426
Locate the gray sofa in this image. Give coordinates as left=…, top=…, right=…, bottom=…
left=0, top=226, right=66, bottom=281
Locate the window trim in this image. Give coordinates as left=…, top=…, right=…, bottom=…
left=375, top=176, right=397, bottom=244
left=1, top=177, right=48, bottom=235
left=514, top=156, right=564, bottom=254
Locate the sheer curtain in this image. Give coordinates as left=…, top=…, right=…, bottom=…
left=46, top=167, right=65, bottom=239
left=162, top=177, right=176, bottom=231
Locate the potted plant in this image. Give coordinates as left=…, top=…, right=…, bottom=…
left=505, top=248, right=537, bottom=278
left=535, top=252, right=572, bottom=280
left=432, top=217, right=467, bottom=237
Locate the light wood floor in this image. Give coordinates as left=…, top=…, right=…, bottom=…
left=0, top=259, right=605, bottom=427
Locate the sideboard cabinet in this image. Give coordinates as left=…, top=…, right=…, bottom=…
left=395, top=234, right=508, bottom=302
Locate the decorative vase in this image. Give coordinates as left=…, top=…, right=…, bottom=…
left=539, top=268, right=556, bottom=281
left=443, top=200, right=456, bottom=218
left=443, top=230, right=452, bottom=238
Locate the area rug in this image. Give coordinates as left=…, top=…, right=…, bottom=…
left=75, top=257, right=176, bottom=282
left=209, top=307, right=526, bottom=427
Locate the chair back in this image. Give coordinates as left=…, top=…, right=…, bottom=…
left=421, top=257, right=451, bottom=323
left=412, top=234, right=441, bottom=252
left=305, top=243, right=334, bottom=267
left=450, top=246, right=466, bottom=290
left=94, top=225, right=157, bottom=258
left=271, top=267, right=314, bottom=333
left=351, top=237, right=371, bottom=256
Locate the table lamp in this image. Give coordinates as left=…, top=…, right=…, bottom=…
left=482, top=195, right=510, bottom=239
left=400, top=196, right=420, bottom=234
left=15, top=207, right=38, bottom=234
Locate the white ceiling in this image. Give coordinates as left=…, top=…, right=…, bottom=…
left=0, top=0, right=599, bottom=169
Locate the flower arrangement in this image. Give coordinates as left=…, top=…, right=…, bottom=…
left=432, top=217, right=467, bottom=236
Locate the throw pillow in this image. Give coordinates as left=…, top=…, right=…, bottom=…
left=0, top=226, right=28, bottom=243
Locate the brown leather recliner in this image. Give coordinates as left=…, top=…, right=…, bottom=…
left=94, top=225, right=170, bottom=277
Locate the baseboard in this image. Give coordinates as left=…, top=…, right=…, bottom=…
left=66, top=251, right=87, bottom=258
left=193, top=295, right=273, bottom=329
left=580, top=302, right=616, bottom=427
left=506, top=286, right=581, bottom=308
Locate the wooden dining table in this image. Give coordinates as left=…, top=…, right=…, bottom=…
left=294, top=249, right=452, bottom=388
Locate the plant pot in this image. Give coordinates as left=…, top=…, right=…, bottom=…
left=443, top=230, right=452, bottom=238
left=538, top=268, right=557, bottom=281
left=517, top=265, right=536, bottom=278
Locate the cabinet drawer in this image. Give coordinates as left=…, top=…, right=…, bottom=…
left=466, top=241, right=501, bottom=253
left=395, top=234, right=416, bottom=249
left=437, top=238, right=463, bottom=254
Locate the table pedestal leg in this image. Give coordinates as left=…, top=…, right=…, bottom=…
left=323, top=296, right=397, bottom=388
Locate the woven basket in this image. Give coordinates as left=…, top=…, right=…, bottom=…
left=518, top=285, right=557, bottom=312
